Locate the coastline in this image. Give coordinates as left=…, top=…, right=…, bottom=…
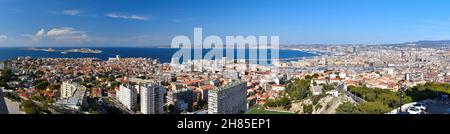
left=278, top=48, right=322, bottom=61
left=1, top=47, right=317, bottom=63
left=22, top=47, right=102, bottom=54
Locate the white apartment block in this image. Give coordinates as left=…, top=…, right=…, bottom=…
left=208, top=81, right=247, bottom=114
left=140, top=83, right=165, bottom=114
left=58, top=81, right=87, bottom=110
left=60, top=81, right=78, bottom=99
left=117, top=84, right=138, bottom=111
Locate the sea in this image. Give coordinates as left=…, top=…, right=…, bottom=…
left=0, top=47, right=317, bottom=63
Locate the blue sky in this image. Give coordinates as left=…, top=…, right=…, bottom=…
left=1, top=0, right=450, bottom=47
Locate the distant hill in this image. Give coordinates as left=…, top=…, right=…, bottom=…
left=401, top=40, right=450, bottom=47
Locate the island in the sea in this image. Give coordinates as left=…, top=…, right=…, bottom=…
left=25, top=47, right=102, bottom=54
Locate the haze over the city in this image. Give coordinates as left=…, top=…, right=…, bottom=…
left=1, top=0, right=450, bottom=47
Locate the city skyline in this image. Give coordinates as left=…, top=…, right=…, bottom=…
left=2, top=1, right=450, bottom=133
left=2, top=0, right=450, bottom=47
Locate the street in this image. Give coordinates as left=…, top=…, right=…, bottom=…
left=425, top=99, right=450, bottom=114
left=389, top=98, right=450, bottom=114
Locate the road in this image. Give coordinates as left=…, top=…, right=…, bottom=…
left=387, top=99, right=450, bottom=114
left=425, top=99, right=450, bottom=114
left=336, top=83, right=366, bottom=104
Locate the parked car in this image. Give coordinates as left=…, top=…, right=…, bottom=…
left=407, top=107, right=422, bottom=114
left=412, top=103, right=427, bottom=111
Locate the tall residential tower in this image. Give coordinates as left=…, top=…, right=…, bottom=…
left=208, top=81, right=247, bottom=114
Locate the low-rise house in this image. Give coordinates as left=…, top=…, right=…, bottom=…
left=311, top=85, right=323, bottom=96
left=326, top=90, right=339, bottom=97
left=271, top=84, right=286, bottom=91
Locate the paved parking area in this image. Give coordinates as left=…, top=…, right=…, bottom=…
left=388, top=99, right=450, bottom=114
left=425, top=100, right=450, bottom=114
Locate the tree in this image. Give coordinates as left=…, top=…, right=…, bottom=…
left=21, top=100, right=42, bottom=114
left=264, top=97, right=291, bottom=110
left=335, top=72, right=340, bottom=76
left=265, top=99, right=277, bottom=107
left=0, top=68, right=12, bottom=87
left=47, top=84, right=60, bottom=90
left=311, top=94, right=327, bottom=105
left=4, top=92, right=21, bottom=102
left=336, top=102, right=391, bottom=114
left=108, top=76, right=116, bottom=82
left=315, top=104, right=323, bottom=110
left=165, top=104, right=175, bottom=113
left=336, top=102, right=360, bottom=114
left=358, top=102, right=391, bottom=114
left=34, top=80, right=50, bottom=90
left=303, top=104, right=313, bottom=114
left=110, top=81, right=120, bottom=88
left=347, top=85, right=414, bottom=110
left=406, top=82, right=450, bottom=101
left=312, top=73, right=320, bottom=78
left=286, top=79, right=311, bottom=100
left=194, top=100, right=208, bottom=110
left=304, top=75, right=313, bottom=80
left=321, top=83, right=335, bottom=92
left=376, top=93, right=411, bottom=108
left=278, top=97, right=291, bottom=109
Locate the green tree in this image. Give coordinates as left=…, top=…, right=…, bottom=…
left=4, top=92, right=21, bottom=102
left=312, top=73, right=320, bottom=78
left=34, top=80, right=50, bottom=90
left=336, top=102, right=360, bottom=114
left=110, top=81, right=120, bottom=88
left=278, top=97, right=291, bottom=109
left=286, top=79, right=311, bottom=100
left=358, top=102, right=391, bottom=114
left=21, top=100, right=42, bottom=114
left=304, top=75, right=313, bottom=80
left=0, top=68, right=12, bottom=87
left=303, top=104, right=313, bottom=114
left=265, top=99, right=277, bottom=107
left=406, top=82, right=450, bottom=101
left=311, top=94, right=327, bottom=105
left=165, top=104, right=175, bottom=113
left=47, top=84, right=60, bottom=90
left=321, top=83, right=335, bottom=92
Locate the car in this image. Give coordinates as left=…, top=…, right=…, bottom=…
left=407, top=107, right=422, bottom=114
left=413, top=103, right=427, bottom=111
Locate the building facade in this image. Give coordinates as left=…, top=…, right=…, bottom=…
left=117, top=84, right=138, bottom=111
left=208, top=81, right=247, bottom=114
left=168, top=88, right=194, bottom=112
left=60, top=81, right=78, bottom=99
left=140, top=83, right=165, bottom=114
left=57, top=81, right=87, bottom=110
